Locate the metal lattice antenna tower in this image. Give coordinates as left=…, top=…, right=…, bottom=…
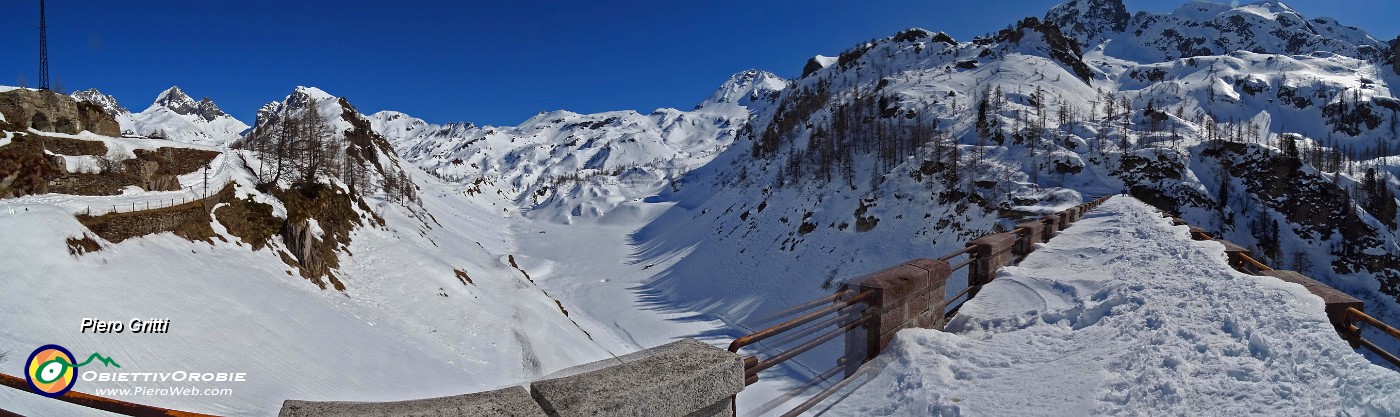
left=38, top=0, right=50, bottom=91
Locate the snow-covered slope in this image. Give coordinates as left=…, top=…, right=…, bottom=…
left=831, top=197, right=1400, bottom=415
left=1060, top=0, right=1389, bottom=63
left=7, top=0, right=1400, bottom=414
left=73, top=87, right=249, bottom=145
left=361, top=0, right=1400, bottom=378
left=373, top=69, right=786, bottom=223
left=1, top=90, right=614, bottom=416
left=0, top=171, right=614, bottom=416
left=613, top=0, right=1400, bottom=374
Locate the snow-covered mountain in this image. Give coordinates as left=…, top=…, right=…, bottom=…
left=7, top=0, right=1400, bottom=414
left=372, top=69, right=786, bottom=223
left=1, top=87, right=615, bottom=415
left=1053, top=0, right=1390, bottom=63
left=356, top=1, right=1400, bottom=374
left=427, top=0, right=1395, bottom=368
left=73, top=86, right=249, bottom=146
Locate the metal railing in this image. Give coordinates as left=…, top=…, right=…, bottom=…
left=80, top=182, right=231, bottom=217
left=730, top=256, right=982, bottom=417
left=728, top=196, right=1112, bottom=416
left=1346, top=308, right=1400, bottom=368
left=1175, top=217, right=1400, bottom=371
left=939, top=248, right=982, bottom=316
left=728, top=291, right=874, bottom=387
left=0, top=372, right=218, bottom=416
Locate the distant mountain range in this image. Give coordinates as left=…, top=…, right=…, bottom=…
left=45, top=0, right=1400, bottom=381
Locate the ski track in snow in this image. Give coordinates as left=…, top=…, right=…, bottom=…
left=830, top=196, right=1400, bottom=416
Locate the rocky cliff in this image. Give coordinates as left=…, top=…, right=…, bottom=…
left=0, top=88, right=120, bottom=136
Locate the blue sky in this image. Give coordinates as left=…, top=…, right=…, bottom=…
left=2, top=1, right=1395, bottom=127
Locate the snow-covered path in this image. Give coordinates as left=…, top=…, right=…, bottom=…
left=0, top=135, right=239, bottom=216
left=829, top=196, right=1400, bottom=416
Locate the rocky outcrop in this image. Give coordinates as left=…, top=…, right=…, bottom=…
left=125, top=159, right=181, bottom=192
left=1110, top=2, right=1387, bottom=62
left=995, top=17, right=1095, bottom=82
left=272, top=184, right=358, bottom=291
left=0, top=89, right=120, bottom=136
left=0, top=131, right=215, bottom=197
left=71, top=89, right=128, bottom=117
left=1391, top=36, right=1400, bottom=76
left=152, top=86, right=229, bottom=122
left=1045, top=0, right=1130, bottom=47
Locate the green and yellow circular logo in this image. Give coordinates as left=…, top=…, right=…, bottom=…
left=26, top=344, right=77, bottom=398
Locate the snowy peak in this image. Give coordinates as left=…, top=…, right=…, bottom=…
left=253, top=86, right=344, bottom=126
left=289, top=86, right=337, bottom=107
left=151, top=86, right=229, bottom=122
left=1097, top=1, right=1388, bottom=61
left=127, top=86, right=248, bottom=145
left=71, top=88, right=128, bottom=117
left=153, top=86, right=198, bottom=113
left=195, top=98, right=227, bottom=121
left=381, top=70, right=777, bottom=222
left=695, top=69, right=787, bottom=114
left=248, top=85, right=401, bottom=178
left=256, top=86, right=347, bottom=124
left=1044, top=0, right=1130, bottom=47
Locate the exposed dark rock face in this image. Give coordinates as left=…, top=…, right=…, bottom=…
left=152, top=86, right=229, bottom=122
left=1114, top=2, right=1387, bottom=61
left=274, top=184, right=357, bottom=291
left=996, top=17, right=1095, bottom=82
left=71, top=89, right=128, bottom=117
left=0, top=89, right=120, bottom=136
left=1391, top=36, right=1400, bottom=75
left=1045, top=0, right=1131, bottom=47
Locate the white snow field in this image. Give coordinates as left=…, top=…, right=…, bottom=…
left=828, top=196, right=1400, bottom=416
left=0, top=161, right=616, bottom=416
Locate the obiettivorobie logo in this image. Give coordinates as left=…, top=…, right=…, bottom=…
left=24, top=344, right=121, bottom=398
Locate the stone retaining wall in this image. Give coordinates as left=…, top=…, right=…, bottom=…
left=279, top=339, right=744, bottom=417
left=75, top=184, right=232, bottom=243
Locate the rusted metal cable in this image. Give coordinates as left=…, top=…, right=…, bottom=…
left=778, top=363, right=873, bottom=417
left=748, top=315, right=876, bottom=377
left=1349, top=307, right=1400, bottom=341
left=0, top=373, right=219, bottom=416
left=750, top=361, right=847, bottom=416
left=949, top=256, right=976, bottom=271
left=1357, top=337, right=1400, bottom=369
left=1234, top=253, right=1273, bottom=273
left=938, top=285, right=976, bottom=314
left=729, top=291, right=873, bottom=353
left=751, top=290, right=855, bottom=325
left=765, top=310, right=864, bottom=349
left=937, top=246, right=976, bottom=262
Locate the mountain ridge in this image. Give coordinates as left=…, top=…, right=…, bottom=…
left=72, top=86, right=249, bottom=145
